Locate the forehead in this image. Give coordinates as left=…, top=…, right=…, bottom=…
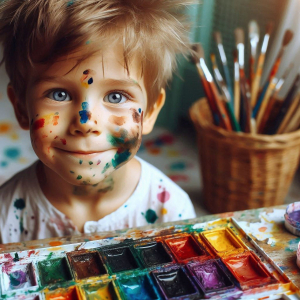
left=29, top=46, right=144, bottom=85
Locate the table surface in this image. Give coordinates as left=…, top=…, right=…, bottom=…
left=0, top=204, right=299, bottom=289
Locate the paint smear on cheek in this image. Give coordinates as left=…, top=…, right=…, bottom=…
left=52, top=115, right=59, bottom=126
left=130, top=108, right=141, bottom=123
left=60, top=139, right=67, bottom=145
left=32, top=119, right=45, bottom=130
left=79, top=102, right=91, bottom=124
left=109, top=115, right=127, bottom=126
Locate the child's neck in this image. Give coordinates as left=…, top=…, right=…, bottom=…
left=36, top=158, right=141, bottom=232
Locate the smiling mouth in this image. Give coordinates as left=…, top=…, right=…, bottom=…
left=55, top=148, right=105, bottom=158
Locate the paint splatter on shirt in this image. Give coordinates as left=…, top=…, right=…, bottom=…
left=0, top=157, right=195, bottom=243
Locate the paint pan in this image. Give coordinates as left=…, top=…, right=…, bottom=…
left=165, top=234, right=207, bottom=262
left=134, top=241, right=173, bottom=267
left=45, top=286, right=81, bottom=300
left=187, top=259, right=235, bottom=296
left=1, top=262, right=37, bottom=292
left=152, top=265, right=200, bottom=299
left=118, top=275, right=160, bottom=300
left=101, top=245, right=139, bottom=274
left=37, top=257, right=72, bottom=286
left=67, top=250, right=107, bottom=280
left=223, top=252, right=274, bottom=290
left=201, top=228, right=245, bottom=256
left=82, top=281, right=119, bottom=300
left=285, top=202, right=300, bottom=236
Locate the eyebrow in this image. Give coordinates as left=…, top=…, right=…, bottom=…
left=32, top=76, right=143, bottom=92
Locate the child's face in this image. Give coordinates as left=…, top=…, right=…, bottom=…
left=24, top=47, right=147, bottom=185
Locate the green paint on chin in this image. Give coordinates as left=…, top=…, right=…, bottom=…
left=77, top=175, right=82, bottom=180
left=89, top=161, right=93, bottom=165
left=106, top=129, right=138, bottom=148
left=102, top=162, right=111, bottom=174
left=79, top=159, right=83, bottom=165
left=112, top=149, right=131, bottom=168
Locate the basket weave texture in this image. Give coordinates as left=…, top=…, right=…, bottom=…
left=190, top=98, right=300, bottom=213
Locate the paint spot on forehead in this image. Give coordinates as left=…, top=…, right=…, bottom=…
left=130, top=108, right=141, bottom=124
left=109, top=115, right=127, bottom=126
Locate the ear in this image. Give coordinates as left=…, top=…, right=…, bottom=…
left=7, top=84, right=30, bottom=130
left=143, top=88, right=166, bottom=135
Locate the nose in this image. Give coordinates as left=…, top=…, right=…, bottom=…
left=69, top=101, right=101, bottom=136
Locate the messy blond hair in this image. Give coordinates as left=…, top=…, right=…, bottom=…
left=0, top=0, right=193, bottom=111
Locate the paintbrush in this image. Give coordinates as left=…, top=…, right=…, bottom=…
left=253, top=29, right=294, bottom=118
left=191, top=44, right=219, bottom=126
left=249, top=21, right=260, bottom=90
left=277, top=92, right=300, bottom=134
left=214, top=31, right=234, bottom=107
left=235, top=28, right=253, bottom=133
left=233, top=50, right=240, bottom=123
left=191, top=44, right=232, bottom=131
left=259, top=64, right=293, bottom=133
left=266, top=74, right=300, bottom=135
left=283, top=105, right=300, bottom=133
left=251, top=22, right=274, bottom=108
left=211, top=53, right=241, bottom=132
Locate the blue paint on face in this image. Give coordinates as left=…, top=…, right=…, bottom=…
left=88, top=77, right=93, bottom=85
left=79, top=102, right=91, bottom=124
left=138, top=108, right=142, bottom=114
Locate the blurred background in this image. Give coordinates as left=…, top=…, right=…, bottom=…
left=0, top=0, right=300, bottom=217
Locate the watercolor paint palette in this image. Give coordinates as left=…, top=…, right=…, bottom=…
left=0, top=218, right=299, bottom=300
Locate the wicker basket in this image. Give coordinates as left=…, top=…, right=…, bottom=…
left=190, top=98, right=300, bottom=213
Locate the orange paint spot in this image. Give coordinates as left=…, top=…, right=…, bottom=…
left=0, top=122, right=12, bottom=134
left=259, top=227, right=267, bottom=232
left=48, top=241, right=63, bottom=247
left=148, top=148, right=161, bottom=155
left=10, top=133, right=19, bottom=140
left=52, top=115, right=59, bottom=126
left=47, top=147, right=50, bottom=154
left=42, top=135, right=48, bottom=138
left=54, top=136, right=58, bottom=139
left=161, top=208, right=168, bottom=215
left=50, top=131, right=52, bottom=133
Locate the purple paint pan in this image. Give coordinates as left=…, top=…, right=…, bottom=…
left=152, top=265, right=201, bottom=299
left=285, top=202, right=300, bottom=236
left=1, top=262, right=37, bottom=292
left=187, top=259, right=235, bottom=296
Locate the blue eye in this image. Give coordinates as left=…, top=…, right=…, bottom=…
left=104, top=92, right=128, bottom=104
left=47, top=90, right=71, bottom=101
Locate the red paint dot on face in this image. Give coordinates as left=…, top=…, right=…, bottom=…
left=60, top=139, right=67, bottom=145
left=54, top=136, right=58, bottom=139
left=33, top=118, right=45, bottom=130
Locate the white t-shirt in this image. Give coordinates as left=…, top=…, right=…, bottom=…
left=0, top=157, right=196, bottom=244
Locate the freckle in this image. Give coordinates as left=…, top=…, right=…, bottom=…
left=42, top=135, right=48, bottom=138
left=94, top=120, right=97, bottom=124
left=36, top=114, right=39, bottom=117
left=70, top=170, right=74, bottom=174
left=50, top=131, right=52, bottom=133
left=54, top=136, right=58, bottom=139
left=47, top=147, right=50, bottom=154
left=86, top=129, right=91, bottom=133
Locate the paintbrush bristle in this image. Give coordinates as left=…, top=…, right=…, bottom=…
left=190, top=43, right=204, bottom=64
left=234, top=28, right=244, bottom=45
left=282, top=29, right=294, bottom=47
left=249, top=20, right=259, bottom=39
left=210, top=53, right=216, bottom=65
left=213, top=31, right=222, bottom=45
left=265, top=22, right=274, bottom=36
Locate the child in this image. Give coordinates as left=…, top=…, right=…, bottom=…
left=0, top=0, right=196, bottom=244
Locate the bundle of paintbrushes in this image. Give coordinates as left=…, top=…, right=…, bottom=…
left=191, top=21, right=299, bottom=135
